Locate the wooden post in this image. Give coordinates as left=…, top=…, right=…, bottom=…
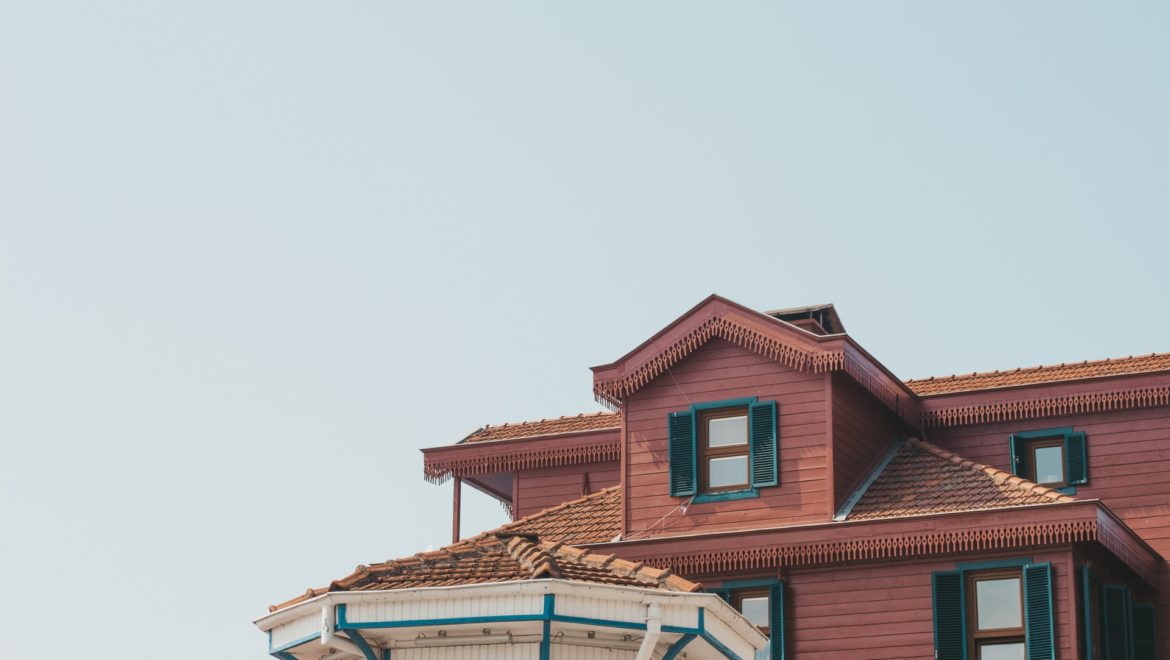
left=452, top=476, right=462, bottom=543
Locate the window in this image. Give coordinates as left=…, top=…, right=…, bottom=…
left=731, top=587, right=771, bottom=635
left=667, top=398, right=778, bottom=498
left=700, top=407, right=750, bottom=492
left=966, top=570, right=1025, bottom=659
left=708, top=581, right=785, bottom=657
left=932, top=562, right=1053, bottom=660
left=1009, top=428, right=1088, bottom=491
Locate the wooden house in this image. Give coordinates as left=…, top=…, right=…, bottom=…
left=263, top=295, right=1170, bottom=660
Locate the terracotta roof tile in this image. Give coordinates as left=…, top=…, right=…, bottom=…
left=499, top=486, right=621, bottom=545
left=846, top=438, right=1076, bottom=521
left=268, top=527, right=698, bottom=613
left=460, top=412, right=620, bottom=443
left=905, top=352, right=1170, bottom=396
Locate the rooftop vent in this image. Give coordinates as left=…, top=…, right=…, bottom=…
left=766, top=303, right=845, bottom=336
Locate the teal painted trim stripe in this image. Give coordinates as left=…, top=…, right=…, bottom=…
left=690, top=397, right=758, bottom=412
left=383, top=650, right=392, bottom=660
left=346, top=630, right=380, bottom=660
left=694, top=488, right=759, bottom=504
left=1013, top=427, right=1074, bottom=440
left=272, top=652, right=298, bottom=660
left=956, top=558, right=1033, bottom=571
left=834, top=436, right=905, bottom=521
left=270, top=632, right=319, bottom=654
left=342, top=613, right=546, bottom=629
left=539, top=594, right=554, bottom=660
left=663, top=634, right=697, bottom=660
left=711, top=578, right=778, bottom=590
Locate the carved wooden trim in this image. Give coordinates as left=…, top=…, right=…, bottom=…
left=423, top=442, right=620, bottom=483
left=619, top=519, right=1100, bottom=577
left=921, top=385, right=1170, bottom=428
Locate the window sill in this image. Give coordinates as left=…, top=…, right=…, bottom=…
left=1056, top=485, right=1077, bottom=495
left=693, top=488, right=759, bottom=503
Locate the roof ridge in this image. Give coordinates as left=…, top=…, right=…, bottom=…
left=905, top=351, right=1170, bottom=385
left=506, top=535, right=563, bottom=579
left=907, top=438, right=1076, bottom=503
left=542, top=541, right=702, bottom=593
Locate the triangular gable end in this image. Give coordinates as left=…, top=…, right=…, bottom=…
left=590, top=294, right=918, bottom=425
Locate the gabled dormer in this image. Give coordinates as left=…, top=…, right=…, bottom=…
left=591, top=295, right=918, bottom=539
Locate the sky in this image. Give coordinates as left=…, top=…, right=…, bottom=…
left=0, top=2, right=1168, bottom=658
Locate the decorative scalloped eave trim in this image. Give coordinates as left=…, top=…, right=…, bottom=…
left=624, top=518, right=1112, bottom=580
left=593, top=315, right=844, bottom=410
left=920, top=385, right=1170, bottom=428
left=424, top=443, right=621, bottom=483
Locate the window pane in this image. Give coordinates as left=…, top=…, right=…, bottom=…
left=975, top=578, right=1022, bottom=630
left=708, top=415, right=748, bottom=447
left=1033, top=445, right=1065, bottom=484
left=978, top=642, right=1025, bottom=660
left=708, top=456, right=748, bottom=488
left=739, top=596, right=769, bottom=628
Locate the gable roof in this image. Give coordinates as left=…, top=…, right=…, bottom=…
left=905, top=352, right=1170, bottom=396
left=843, top=438, right=1076, bottom=521
left=460, top=412, right=620, bottom=443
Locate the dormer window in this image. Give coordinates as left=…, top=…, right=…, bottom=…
left=1009, top=427, right=1088, bottom=492
left=668, top=398, right=778, bottom=499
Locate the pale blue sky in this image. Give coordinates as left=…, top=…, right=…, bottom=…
left=1, top=3, right=1167, bottom=658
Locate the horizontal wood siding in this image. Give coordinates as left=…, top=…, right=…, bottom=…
left=515, top=461, right=619, bottom=519
left=831, top=372, right=907, bottom=513
left=786, top=549, right=1074, bottom=659
left=624, top=338, right=828, bottom=538
left=929, top=404, right=1170, bottom=653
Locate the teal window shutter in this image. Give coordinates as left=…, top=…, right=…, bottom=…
left=749, top=400, right=779, bottom=488
left=668, top=411, right=697, bottom=497
left=767, top=582, right=786, bottom=660
left=1066, top=431, right=1089, bottom=485
left=1132, top=604, right=1156, bottom=660
left=932, top=571, right=966, bottom=660
left=1010, top=434, right=1026, bottom=477
left=1024, top=563, right=1056, bottom=660
left=769, top=581, right=785, bottom=660
left=1081, top=567, right=1097, bottom=660
left=1102, top=585, right=1130, bottom=660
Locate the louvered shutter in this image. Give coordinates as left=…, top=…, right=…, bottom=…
left=1024, top=563, right=1055, bottom=660
left=1066, top=431, right=1088, bottom=485
left=932, top=571, right=966, bottom=660
left=1010, top=434, right=1026, bottom=477
left=749, top=400, right=779, bottom=488
left=769, top=581, right=785, bottom=660
left=668, top=411, right=697, bottom=497
left=1132, top=604, right=1156, bottom=660
left=1102, top=585, right=1130, bottom=660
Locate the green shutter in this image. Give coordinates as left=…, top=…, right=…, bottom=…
left=668, top=411, right=697, bottom=497
left=749, top=400, right=779, bottom=488
left=769, top=581, right=785, bottom=660
left=1066, top=431, right=1088, bottom=485
left=1103, top=585, right=1130, bottom=660
left=932, top=571, right=966, bottom=660
left=1024, top=563, right=1056, bottom=660
left=1132, top=603, right=1156, bottom=660
left=1010, top=434, right=1026, bottom=477
left=1082, top=567, right=1097, bottom=660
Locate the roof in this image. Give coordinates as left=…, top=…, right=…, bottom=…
left=845, top=438, right=1076, bottom=521
left=460, top=412, right=620, bottom=443
left=269, top=531, right=698, bottom=613
left=905, top=352, right=1170, bottom=396
left=502, top=485, right=622, bottom=545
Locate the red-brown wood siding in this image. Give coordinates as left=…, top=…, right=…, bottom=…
left=928, top=404, right=1170, bottom=654
left=830, top=372, right=908, bottom=514
left=624, top=338, right=829, bottom=538
left=785, top=549, right=1075, bottom=659
left=514, top=460, right=619, bottom=519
